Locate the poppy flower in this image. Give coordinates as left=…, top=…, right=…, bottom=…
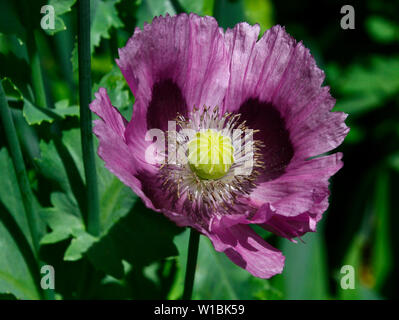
left=90, top=13, right=349, bottom=278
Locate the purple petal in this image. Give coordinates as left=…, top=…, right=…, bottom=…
left=238, top=99, right=294, bottom=183
left=117, top=13, right=229, bottom=129
left=259, top=209, right=322, bottom=242
left=91, top=88, right=195, bottom=228
left=223, top=23, right=348, bottom=163
left=116, top=13, right=231, bottom=173
left=223, top=22, right=261, bottom=113
left=250, top=153, right=343, bottom=214
left=90, top=88, right=156, bottom=210
left=222, top=24, right=347, bottom=236
left=90, top=87, right=128, bottom=138
left=207, top=222, right=285, bottom=279
left=249, top=153, right=343, bottom=239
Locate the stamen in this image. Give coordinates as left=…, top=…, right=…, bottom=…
left=159, top=106, right=264, bottom=220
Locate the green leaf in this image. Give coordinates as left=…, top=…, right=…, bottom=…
left=174, top=0, right=215, bottom=16
left=334, top=93, right=381, bottom=115
left=92, top=65, right=132, bottom=113
left=213, top=0, right=274, bottom=34
left=44, top=0, right=77, bottom=35
left=169, top=229, right=278, bottom=299
left=40, top=229, right=71, bottom=245
left=44, top=194, right=82, bottom=229
left=0, top=148, right=41, bottom=299
left=49, top=0, right=77, bottom=15
left=64, top=231, right=97, bottom=261
left=202, top=0, right=214, bottom=16
left=176, top=0, right=205, bottom=15
left=91, top=0, right=123, bottom=48
left=366, top=16, right=399, bottom=44
left=87, top=201, right=181, bottom=279
left=0, top=48, right=31, bottom=98
left=0, top=293, right=17, bottom=300
left=0, top=2, right=25, bottom=40
left=23, top=99, right=79, bottom=125
left=86, top=235, right=124, bottom=278
left=71, top=0, right=124, bottom=72
left=135, top=0, right=176, bottom=28
left=0, top=34, right=28, bottom=63
left=333, top=56, right=399, bottom=115
left=36, top=129, right=137, bottom=263
left=214, top=0, right=246, bottom=30
left=0, top=149, right=33, bottom=247
left=2, top=79, right=78, bottom=125
left=36, top=134, right=83, bottom=199
left=214, top=0, right=273, bottom=33
left=1, top=77, right=23, bottom=101
left=0, top=218, right=41, bottom=299
left=98, top=173, right=137, bottom=233
left=39, top=192, right=82, bottom=245
left=39, top=193, right=84, bottom=245
left=243, top=0, right=273, bottom=35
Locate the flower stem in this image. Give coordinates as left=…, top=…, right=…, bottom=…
left=77, top=0, right=100, bottom=236
left=30, top=32, right=48, bottom=108
left=17, top=0, right=48, bottom=108
left=182, top=228, right=200, bottom=300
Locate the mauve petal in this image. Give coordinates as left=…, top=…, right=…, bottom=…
left=117, top=13, right=229, bottom=127
left=90, top=87, right=128, bottom=138
left=208, top=201, right=273, bottom=230
left=239, top=153, right=342, bottom=242
left=250, top=153, right=343, bottom=216
left=126, top=84, right=189, bottom=172
left=91, top=88, right=197, bottom=229
left=223, top=24, right=348, bottom=159
left=206, top=223, right=285, bottom=279
left=223, top=22, right=260, bottom=113
left=90, top=88, right=156, bottom=210
left=116, top=13, right=230, bottom=171
left=213, top=154, right=342, bottom=233
left=133, top=169, right=200, bottom=229
left=237, top=99, right=294, bottom=183
left=288, top=98, right=349, bottom=159
left=259, top=208, right=325, bottom=242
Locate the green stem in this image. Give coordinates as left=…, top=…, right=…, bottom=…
left=77, top=0, right=100, bottom=236
left=0, top=81, right=40, bottom=257
left=16, top=0, right=48, bottom=108
left=30, top=32, right=48, bottom=108
left=182, top=228, right=200, bottom=300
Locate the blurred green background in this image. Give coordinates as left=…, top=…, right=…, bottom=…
left=0, top=0, right=398, bottom=300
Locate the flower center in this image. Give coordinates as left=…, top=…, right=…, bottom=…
left=187, top=129, right=234, bottom=180
left=160, top=106, right=264, bottom=219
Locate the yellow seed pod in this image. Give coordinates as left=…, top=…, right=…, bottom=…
left=187, top=129, right=234, bottom=180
